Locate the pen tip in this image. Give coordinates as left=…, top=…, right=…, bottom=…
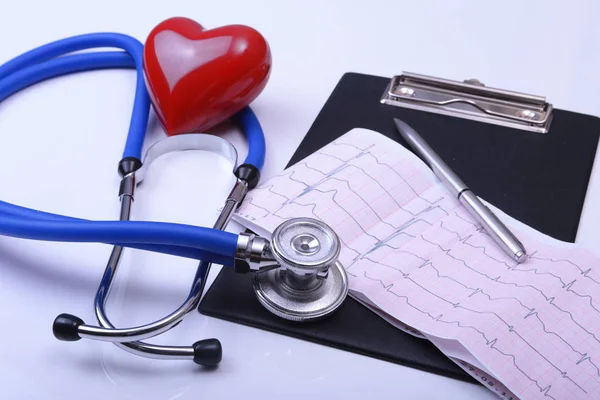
left=514, top=251, right=528, bottom=264
left=393, top=118, right=406, bottom=131
left=393, top=119, right=415, bottom=140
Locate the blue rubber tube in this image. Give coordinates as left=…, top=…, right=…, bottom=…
left=0, top=52, right=135, bottom=102
left=0, top=33, right=150, bottom=159
left=235, top=106, right=266, bottom=170
left=0, top=200, right=233, bottom=264
left=0, top=215, right=238, bottom=259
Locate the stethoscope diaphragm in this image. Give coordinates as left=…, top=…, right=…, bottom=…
left=252, top=217, right=349, bottom=322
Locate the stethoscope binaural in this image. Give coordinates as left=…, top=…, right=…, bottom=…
left=0, top=32, right=349, bottom=367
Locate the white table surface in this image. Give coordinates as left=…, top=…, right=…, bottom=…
left=0, top=1, right=598, bottom=399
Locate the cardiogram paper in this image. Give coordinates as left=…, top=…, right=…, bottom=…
left=232, top=128, right=600, bottom=400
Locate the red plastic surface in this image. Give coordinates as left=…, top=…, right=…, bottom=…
left=143, top=17, right=272, bottom=135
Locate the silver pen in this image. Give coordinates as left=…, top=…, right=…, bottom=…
left=393, top=118, right=528, bottom=263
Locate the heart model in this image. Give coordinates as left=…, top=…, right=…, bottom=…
left=143, top=17, right=272, bottom=135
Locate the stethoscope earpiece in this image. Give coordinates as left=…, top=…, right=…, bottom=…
left=192, top=338, right=223, bottom=367
left=53, top=313, right=85, bottom=342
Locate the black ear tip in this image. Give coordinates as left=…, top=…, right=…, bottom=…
left=53, top=313, right=84, bottom=342
left=192, top=338, right=222, bottom=367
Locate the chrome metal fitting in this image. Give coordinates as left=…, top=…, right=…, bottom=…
left=118, top=173, right=136, bottom=200
left=236, top=233, right=273, bottom=263
left=227, top=179, right=248, bottom=204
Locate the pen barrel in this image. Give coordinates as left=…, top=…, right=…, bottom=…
left=431, top=163, right=467, bottom=199
left=394, top=119, right=468, bottom=197
left=458, top=191, right=527, bottom=263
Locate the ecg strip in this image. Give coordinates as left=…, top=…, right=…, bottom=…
left=233, top=128, right=600, bottom=400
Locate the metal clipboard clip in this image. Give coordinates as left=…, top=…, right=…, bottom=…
left=380, top=72, right=554, bottom=134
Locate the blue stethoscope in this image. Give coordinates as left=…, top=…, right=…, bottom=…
left=0, top=32, right=349, bottom=368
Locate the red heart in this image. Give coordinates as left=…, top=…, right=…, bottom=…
left=143, top=17, right=272, bottom=135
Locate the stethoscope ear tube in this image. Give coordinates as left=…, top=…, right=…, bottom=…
left=0, top=216, right=239, bottom=261
left=48, top=131, right=251, bottom=364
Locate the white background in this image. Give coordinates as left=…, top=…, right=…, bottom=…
left=0, top=1, right=598, bottom=399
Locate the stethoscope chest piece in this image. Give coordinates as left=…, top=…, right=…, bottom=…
left=252, top=218, right=349, bottom=322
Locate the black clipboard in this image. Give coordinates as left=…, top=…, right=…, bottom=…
left=199, top=72, right=600, bottom=383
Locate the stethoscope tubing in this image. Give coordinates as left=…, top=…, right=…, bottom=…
left=0, top=32, right=267, bottom=264
left=0, top=33, right=150, bottom=159
left=233, top=106, right=266, bottom=170
left=0, top=204, right=237, bottom=265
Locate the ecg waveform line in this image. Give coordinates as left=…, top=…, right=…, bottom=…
left=530, top=255, right=600, bottom=286
left=365, top=272, right=564, bottom=399
left=235, top=130, right=600, bottom=400
left=419, top=222, right=600, bottom=354
left=363, top=234, right=590, bottom=393
left=360, top=270, right=563, bottom=400
left=365, top=246, right=600, bottom=377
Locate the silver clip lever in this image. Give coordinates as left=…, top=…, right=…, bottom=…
left=381, top=72, right=554, bottom=134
